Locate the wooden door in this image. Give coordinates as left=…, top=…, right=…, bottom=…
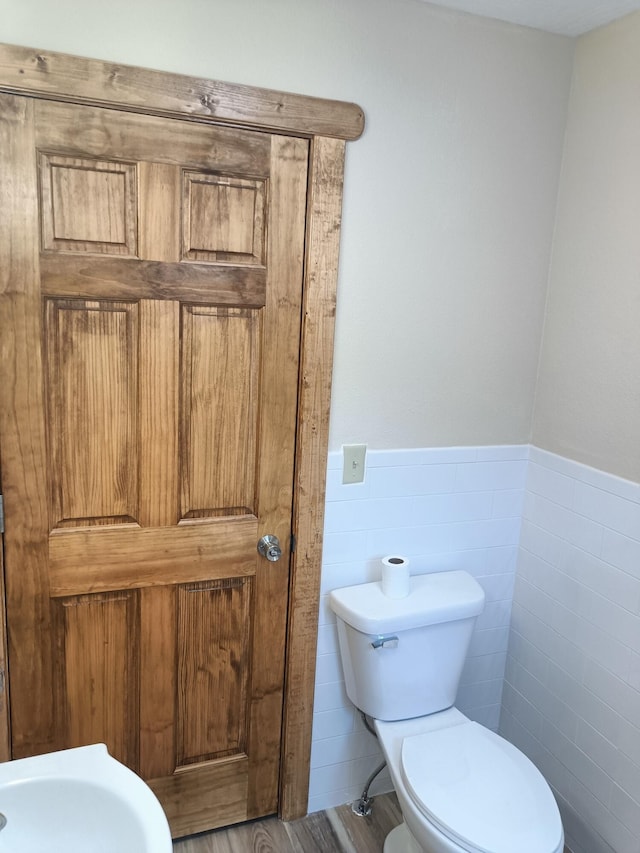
left=0, top=94, right=308, bottom=837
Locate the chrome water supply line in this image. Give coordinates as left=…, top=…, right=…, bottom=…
left=351, top=710, right=387, bottom=817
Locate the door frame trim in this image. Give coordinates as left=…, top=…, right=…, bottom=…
left=0, top=43, right=364, bottom=141
left=0, top=42, right=363, bottom=820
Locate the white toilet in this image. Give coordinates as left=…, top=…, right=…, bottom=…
left=330, top=570, right=564, bottom=853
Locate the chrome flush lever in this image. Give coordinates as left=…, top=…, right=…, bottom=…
left=371, top=635, right=399, bottom=650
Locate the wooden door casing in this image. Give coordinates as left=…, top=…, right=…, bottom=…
left=0, top=94, right=308, bottom=836
left=0, top=42, right=361, bottom=823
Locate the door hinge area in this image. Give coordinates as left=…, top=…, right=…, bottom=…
left=0, top=495, right=3, bottom=534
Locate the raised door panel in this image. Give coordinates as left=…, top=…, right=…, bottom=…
left=40, top=154, right=137, bottom=256
left=45, top=299, right=139, bottom=528
left=180, top=306, right=261, bottom=519
left=176, top=578, right=251, bottom=766
left=53, top=590, right=138, bottom=767
left=182, top=172, right=266, bottom=265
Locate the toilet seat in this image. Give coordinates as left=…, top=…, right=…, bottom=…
left=400, top=721, right=563, bottom=853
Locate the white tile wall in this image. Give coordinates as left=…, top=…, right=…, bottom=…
left=501, top=447, right=640, bottom=853
left=309, top=444, right=528, bottom=813
left=309, top=443, right=640, bottom=851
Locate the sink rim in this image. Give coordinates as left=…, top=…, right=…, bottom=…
left=0, top=743, right=171, bottom=851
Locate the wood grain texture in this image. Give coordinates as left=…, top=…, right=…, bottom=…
left=3, top=96, right=310, bottom=835
left=0, top=513, right=9, bottom=762
left=0, top=44, right=358, bottom=828
left=327, top=796, right=403, bottom=852
left=172, top=793, right=574, bottom=853
left=1, top=43, right=364, bottom=140
left=35, top=99, right=272, bottom=177
left=138, top=299, right=179, bottom=528
left=180, top=307, right=261, bottom=519
left=280, top=136, right=347, bottom=820
left=246, top=135, right=309, bottom=820
left=175, top=815, right=295, bottom=853
left=177, top=579, right=251, bottom=765
left=45, top=299, right=139, bottom=527
left=54, top=590, right=139, bottom=768
left=183, top=173, right=266, bottom=265
left=150, top=756, right=249, bottom=838
left=41, top=255, right=267, bottom=306
left=40, top=154, right=137, bottom=255
left=48, top=517, right=258, bottom=596
left=139, top=586, right=176, bottom=779
left=172, top=792, right=403, bottom=853
left=0, top=94, right=54, bottom=757
left=139, top=162, right=181, bottom=263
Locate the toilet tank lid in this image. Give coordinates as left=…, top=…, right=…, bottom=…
left=329, top=570, right=485, bottom=635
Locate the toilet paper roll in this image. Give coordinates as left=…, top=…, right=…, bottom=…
left=381, top=555, right=411, bottom=599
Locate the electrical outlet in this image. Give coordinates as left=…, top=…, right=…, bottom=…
left=342, top=444, right=367, bottom=484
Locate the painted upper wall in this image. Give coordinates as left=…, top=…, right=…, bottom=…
left=1, top=0, right=573, bottom=450
left=330, top=4, right=572, bottom=450
left=532, top=12, right=640, bottom=483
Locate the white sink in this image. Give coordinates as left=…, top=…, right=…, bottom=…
left=0, top=743, right=172, bottom=852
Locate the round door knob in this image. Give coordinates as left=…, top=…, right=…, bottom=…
left=258, top=534, right=282, bottom=562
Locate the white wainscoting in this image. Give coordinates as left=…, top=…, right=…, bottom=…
left=502, top=447, right=640, bottom=853
left=309, top=444, right=528, bottom=813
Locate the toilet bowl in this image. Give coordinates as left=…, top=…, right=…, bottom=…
left=330, top=571, right=564, bottom=853
left=375, top=708, right=564, bottom=853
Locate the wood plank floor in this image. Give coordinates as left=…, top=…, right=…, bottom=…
left=172, top=792, right=402, bottom=852
left=173, top=792, right=573, bottom=852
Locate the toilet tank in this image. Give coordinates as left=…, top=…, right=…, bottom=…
left=329, top=570, right=485, bottom=721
